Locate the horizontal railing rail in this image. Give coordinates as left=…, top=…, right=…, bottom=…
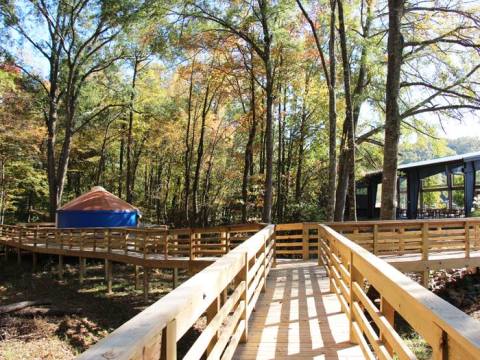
left=77, top=224, right=275, bottom=360
left=318, top=224, right=480, bottom=360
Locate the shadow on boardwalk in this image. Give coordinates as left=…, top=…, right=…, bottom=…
left=234, top=260, right=364, bottom=360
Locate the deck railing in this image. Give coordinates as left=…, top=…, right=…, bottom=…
left=329, top=218, right=480, bottom=257
left=0, top=223, right=263, bottom=261
left=77, top=224, right=275, bottom=360
left=319, top=224, right=480, bottom=360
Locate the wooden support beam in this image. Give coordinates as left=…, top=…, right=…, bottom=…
left=134, top=265, right=140, bottom=290
left=58, top=255, right=64, bottom=280
left=106, top=260, right=112, bottom=294
left=104, top=258, right=108, bottom=280
left=79, top=257, right=86, bottom=285
left=32, top=252, right=37, bottom=272
left=172, top=268, right=178, bottom=289
left=143, top=267, right=149, bottom=302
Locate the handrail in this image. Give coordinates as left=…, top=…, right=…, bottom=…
left=77, top=224, right=275, bottom=360
left=318, top=224, right=480, bottom=359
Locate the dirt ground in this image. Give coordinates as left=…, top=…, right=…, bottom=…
left=0, top=252, right=187, bottom=359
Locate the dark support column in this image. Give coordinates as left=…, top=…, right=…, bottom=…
left=134, top=265, right=140, bottom=290
left=407, top=170, right=420, bottom=219
left=446, top=166, right=453, bottom=211
left=143, top=267, right=149, bottom=302
left=464, top=161, right=475, bottom=217
left=367, top=180, right=379, bottom=219
left=79, top=257, right=86, bottom=284
left=58, top=255, right=64, bottom=280
left=172, top=268, right=178, bottom=289
left=32, top=253, right=37, bottom=272
left=105, top=260, right=112, bottom=294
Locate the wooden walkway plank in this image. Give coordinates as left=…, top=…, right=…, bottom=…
left=234, top=260, right=364, bottom=360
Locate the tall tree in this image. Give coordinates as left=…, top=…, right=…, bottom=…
left=296, top=0, right=337, bottom=221
left=0, top=0, right=142, bottom=219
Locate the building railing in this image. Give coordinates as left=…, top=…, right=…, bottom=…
left=318, top=223, right=480, bottom=360
left=77, top=224, right=275, bottom=360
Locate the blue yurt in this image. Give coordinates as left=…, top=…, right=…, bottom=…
left=57, top=186, right=140, bottom=228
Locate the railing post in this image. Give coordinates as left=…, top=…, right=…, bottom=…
left=465, top=221, right=471, bottom=259
left=241, top=251, right=249, bottom=343
left=262, top=234, right=267, bottom=292
left=225, top=230, right=231, bottom=253
left=206, top=296, right=220, bottom=355
left=302, top=223, right=309, bottom=260
left=164, top=232, right=169, bottom=259
left=373, top=224, right=378, bottom=255
left=421, top=222, right=429, bottom=287
left=189, top=230, right=196, bottom=260
left=432, top=329, right=448, bottom=360
left=349, top=251, right=362, bottom=344
left=398, top=226, right=405, bottom=253
left=380, top=296, right=395, bottom=355
left=161, top=319, right=177, bottom=360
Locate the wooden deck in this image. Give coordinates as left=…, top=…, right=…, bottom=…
left=234, top=260, right=364, bottom=360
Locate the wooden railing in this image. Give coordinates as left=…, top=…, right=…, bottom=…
left=0, top=223, right=263, bottom=261
left=274, top=222, right=319, bottom=258
left=329, top=218, right=480, bottom=257
left=318, top=224, right=480, bottom=360
left=272, top=219, right=480, bottom=269
left=77, top=224, right=275, bottom=360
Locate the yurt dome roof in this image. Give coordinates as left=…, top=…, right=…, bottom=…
left=58, top=186, right=139, bottom=213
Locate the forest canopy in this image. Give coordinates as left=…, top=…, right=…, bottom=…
left=0, top=0, right=479, bottom=226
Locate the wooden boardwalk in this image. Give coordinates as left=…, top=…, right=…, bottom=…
left=234, top=260, right=364, bottom=360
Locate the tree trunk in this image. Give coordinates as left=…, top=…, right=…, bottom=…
left=118, top=123, right=125, bottom=198
left=381, top=0, right=405, bottom=220
left=336, top=0, right=356, bottom=221
left=242, top=66, right=257, bottom=223
left=126, top=57, right=139, bottom=204
left=259, top=0, right=274, bottom=223
left=192, top=83, right=211, bottom=224
left=183, top=60, right=195, bottom=222
left=327, top=0, right=337, bottom=221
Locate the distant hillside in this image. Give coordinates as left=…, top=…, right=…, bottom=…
left=447, top=137, right=480, bottom=155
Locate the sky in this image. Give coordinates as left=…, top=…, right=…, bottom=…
left=439, top=116, right=480, bottom=139
left=10, top=22, right=480, bottom=142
